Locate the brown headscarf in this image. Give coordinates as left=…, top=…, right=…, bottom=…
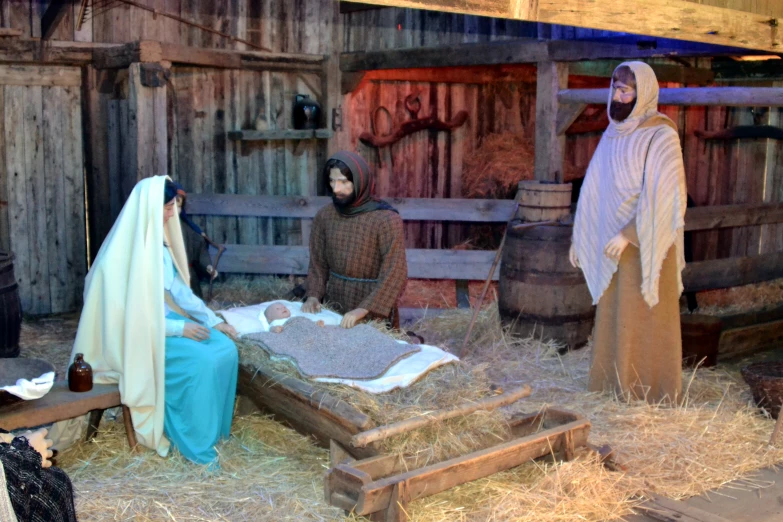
left=326, top=150, right=397, bottom=217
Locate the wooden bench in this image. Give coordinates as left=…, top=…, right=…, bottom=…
left=0, top=381, right=137, bottom=449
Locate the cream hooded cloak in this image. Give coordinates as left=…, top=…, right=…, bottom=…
left=71, top=176, right=190, bottom=457
left=573, top=61, right=688, bottom=308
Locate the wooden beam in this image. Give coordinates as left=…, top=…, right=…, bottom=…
left=209, top=245, right=500, bottom=280
left=682, top=252, right=783, bottom=292
left=341, top=39, right=769, bottom=73
left=535, top=61, right=568, bottom=182
left=186, top=194, right=518, bottom=222
left=41, top=0, right=72, bottom=41
left=0, top=64, right=81, bottom=87
left=559, top=87, right=783, bottom=106
left=341, top=40, right=549, bottom=71
left=685, top=203, right=783, bottom=231
left=343, top=0, right=782, bottom=52
left=569, top=61, right=715, bottom=85
left=92, top=40, right=325, bottom=71
left=0, top=29, right=23, bottom=37
left=555, top=103, right=586, bottom=136
left=350, top=64, right=538, bottom=87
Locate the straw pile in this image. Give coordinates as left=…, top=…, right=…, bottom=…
left=18, top=295, right=783, bottom=522
left=462, top=133, right=534, bottom=200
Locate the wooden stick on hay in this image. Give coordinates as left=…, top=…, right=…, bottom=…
left=350, top=384, right=532, bottom=448
left=771, top=412, right=783, bottom=446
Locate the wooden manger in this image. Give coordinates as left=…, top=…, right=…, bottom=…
left=324, top=408, right=591, bottom=522
left=238, top=359, right=535, bottom=461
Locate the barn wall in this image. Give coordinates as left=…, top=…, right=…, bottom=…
left=0, top=66, right=86, bottom=315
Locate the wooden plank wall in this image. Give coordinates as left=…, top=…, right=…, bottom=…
left=341, top=8, right=783, bottom=259
left=167, top=66, right=324, bottom=262
left=0, top=65, right=86, bottom=315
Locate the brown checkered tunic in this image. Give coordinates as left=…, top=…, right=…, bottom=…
left=306, top=204, right=407, bottom=318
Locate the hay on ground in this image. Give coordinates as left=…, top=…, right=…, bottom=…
left=17, top=293, right=783, bottom=522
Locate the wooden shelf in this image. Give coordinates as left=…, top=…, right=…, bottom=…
left=227, top=129, right=333, bottom=141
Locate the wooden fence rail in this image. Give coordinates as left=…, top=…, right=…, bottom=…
left=188, top=195, right=783, bottom=291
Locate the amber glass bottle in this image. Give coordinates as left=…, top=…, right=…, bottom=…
left=68, top=353, right=93, bottom=392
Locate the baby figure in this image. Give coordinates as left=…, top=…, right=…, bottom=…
left=265, top=301, right=324, bottom=333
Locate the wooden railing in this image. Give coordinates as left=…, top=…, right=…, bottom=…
left=187, top=195, right=783, bottom=292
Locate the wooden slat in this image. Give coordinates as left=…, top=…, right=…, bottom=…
left=346, top=0, right=782, bottom=52
left=0, top=65, right=81, bottom=87
left=189, top=197, right=783, bottom=230
left=718, top=319, right=783, bottom=361
left=25, top=85, right=48, bottom=314
left=43, top=86, right=67, bottom=313
left=685, top=203, right=783, bottom=231
left=63, top=83, right=86, bottom=312
left=637, top=494, right=733, bottom=522
left=187, top=194, right=517, bottom=222
left=0, top=86, right=6, bottom=253
left=5, top=87, right=30, bottom=310
left=559, top=87, right=783, bottom=107
left=227, top=128, right=334, bottom=141
left=237, top=364, right=379, bottom=460
left=682, top=252, right=783, bottom=292
left=353, top=418, right=591, bottom=515
left=210, top=244, right=499, bottom=280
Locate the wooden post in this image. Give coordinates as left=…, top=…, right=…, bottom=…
left=534, top=62, right=568, bottom=182
left=124, top=62, right=167, bottom=199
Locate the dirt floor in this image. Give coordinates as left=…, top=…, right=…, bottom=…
left=9, top=287, right=783, bottom=521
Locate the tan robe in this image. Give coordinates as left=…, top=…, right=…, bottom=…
left=588, top=222, right=682, bottom=404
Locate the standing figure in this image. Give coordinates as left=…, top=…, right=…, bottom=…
left=71, top=176, right=238, bottom=465
left=570, top=62, right=687, bottom=404
left=302, top=151, right=407, bottom=329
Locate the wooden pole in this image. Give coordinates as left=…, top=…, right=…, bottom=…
left=535, top=61, right=568, bottom=182
left=459, top=202, right=519, bottom=358
left=350, top=384, right=532, bottom=448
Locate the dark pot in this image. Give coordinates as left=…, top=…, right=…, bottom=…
left=293, top=94, right=322, bottom=130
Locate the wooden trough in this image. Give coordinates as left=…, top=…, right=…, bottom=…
left=325, top=408, right=591, bottom=522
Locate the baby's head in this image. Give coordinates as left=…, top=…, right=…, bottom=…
left=264, top=302, right=291, bottom=322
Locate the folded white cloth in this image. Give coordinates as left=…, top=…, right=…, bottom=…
left=1, top=371, right=55, bottom=400
left=218, top=301, right=342, bottom=336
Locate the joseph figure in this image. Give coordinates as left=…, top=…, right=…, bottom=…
left=570, top=61, right=688, bottom=404
left=302, top=151, right=408, bottom=329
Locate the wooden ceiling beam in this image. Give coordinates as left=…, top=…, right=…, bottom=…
left=343, top=0, right=781, bottom=52
left=569, top=61, right=714, bottom=85
left=342, top=39, right=769, bottom=73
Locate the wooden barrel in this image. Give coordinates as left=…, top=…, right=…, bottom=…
left=498, top=224, right=595, bottom=349
left=516, top=180, right=572, bottom=222
left=0, top=252, right=22, bottom=358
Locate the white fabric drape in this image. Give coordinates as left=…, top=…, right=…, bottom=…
left=573, top=61, right=687, bottom=308
left=70, top=176, right=189, bottom=457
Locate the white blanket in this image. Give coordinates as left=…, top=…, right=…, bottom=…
left=219, top=301, right=458, bottom=393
